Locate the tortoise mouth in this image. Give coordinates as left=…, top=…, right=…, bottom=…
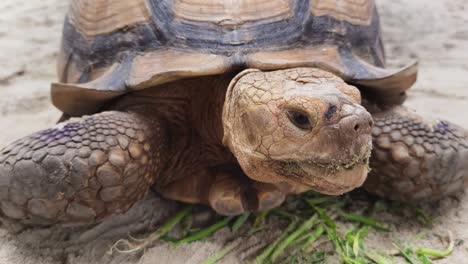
left=298, top=148, right=371, bottom=172
left=271, top=146, right=372, bottom=195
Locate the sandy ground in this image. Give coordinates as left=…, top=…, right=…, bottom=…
left=0, top=0, right=467, bottom=263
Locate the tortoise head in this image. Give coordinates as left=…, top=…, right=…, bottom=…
left=222, top=68, right=373, bottom=195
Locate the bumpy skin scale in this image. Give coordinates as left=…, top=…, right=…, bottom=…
left=366, top=106, right=468, bottom=201
left=0, top=111, right=166, bottom=226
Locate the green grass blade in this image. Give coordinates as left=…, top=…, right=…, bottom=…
left=413, top=208, right=433, bottom=226
left=291, top=233, right=312, bottom=247
left=353, top=227, right=369, bottom=258
left=288, top=255, right=297, bottom=264
left=339, top=213, right=389, bottom=232
left=342, top=256, right=367, bottom=264
left=148, top=205, right=193, bottom=239
left=272, top=209, right=300, bottom=221
left=253, top=210, right=270, bottom=228
left=302, top=224, right=325, bottom=252
left=324, top=225, right=346, bottom=255
left=309, top=205, right=336, bottom=229
left=365, top=252, right=393, bottom=264
left=352, top=229, right=361, bottom=257
left=417, top=254, right=433, bottom=264
left=232, top=213, right=250, bottom=233
left=416, top=246, right=453, bottom=259
left=248, top=226, right=267, bottom=235
left=255, top=221, right=297, bottom=264
left=392, top=243, right=418, bottom=264
left=160, top=235, right=179, bottom=243
left=416, top=231, right=454, bottom=259
left=306, top=251, right=326, bottom=263
left=202, top=242, right=239, bottom=264
left=304, top=197, right=334, bottom=206
left=270, top=215, right=318, bottom=261
left=174, top=216, right=234, bottom=246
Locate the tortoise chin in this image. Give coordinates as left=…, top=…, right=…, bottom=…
left=294, top=149, right=371, bottom=195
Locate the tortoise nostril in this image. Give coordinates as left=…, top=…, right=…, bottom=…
left=339, top=111, right=373, bottom=136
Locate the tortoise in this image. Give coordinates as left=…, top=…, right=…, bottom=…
left=0, top=0, right=467, bottom=228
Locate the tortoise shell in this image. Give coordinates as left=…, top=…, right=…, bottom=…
left=53, top=0, right=417, bottom=116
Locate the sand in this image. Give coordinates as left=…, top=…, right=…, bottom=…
left=0, top=0, right=467, bottom=263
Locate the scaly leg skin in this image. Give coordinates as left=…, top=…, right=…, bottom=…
left=0, top=111, right=167, bottom=230
left=365, top=106, right=468, bottom=201
left=209, top=171, right=285, bottom=216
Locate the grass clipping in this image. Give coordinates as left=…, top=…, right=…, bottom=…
left=108, top=191, right=454, bottom=264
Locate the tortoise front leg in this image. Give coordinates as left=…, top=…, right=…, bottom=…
left=365, top=106, right=468, bottom=201
left=0, top=111, right=167, bottom=227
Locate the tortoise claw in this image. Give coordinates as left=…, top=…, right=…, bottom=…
left=209, top=173, right=285, bottom=215
left=253, top=182, right=285, bottom=212
left=208, top=174, right=245, bottom=215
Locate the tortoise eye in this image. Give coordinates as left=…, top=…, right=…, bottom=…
left=287, top=110, right=312, bottom=130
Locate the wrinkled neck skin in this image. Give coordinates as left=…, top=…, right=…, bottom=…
left=111, top=74, right=240, bottom=192
left=114, top=74, right=233, bottom=145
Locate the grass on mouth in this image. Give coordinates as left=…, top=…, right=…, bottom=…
left=109, top=191, right=454, bottom=264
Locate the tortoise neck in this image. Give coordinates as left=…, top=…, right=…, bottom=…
left=186, top=74, right=234, bottom=144
left=112, top=74, right=236, bottom=146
